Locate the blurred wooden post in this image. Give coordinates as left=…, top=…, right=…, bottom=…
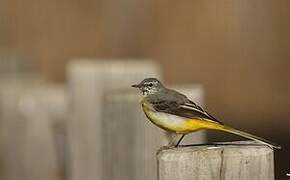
left=66, top=60, right=162, bottom=180
left=0, top=81, right=63, bottom=180
left=18, top=84, right=67, bottom=180
left=157, top=141, right=274, bottom=180
left=103, top=91, right=165, bottom=180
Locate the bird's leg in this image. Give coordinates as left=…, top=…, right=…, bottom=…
left=167, top=133, right=177, bottom=147
left=175, top=134, right=185, bottom=147
left=157, top=134, right=186, bottom=154
left=157, top=133, right=177, bottom=155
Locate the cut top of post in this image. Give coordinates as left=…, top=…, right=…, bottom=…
left=157, top=141, right=274, bottom=180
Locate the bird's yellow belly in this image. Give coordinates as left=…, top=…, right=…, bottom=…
left=142, top=103, right=205, bottom=134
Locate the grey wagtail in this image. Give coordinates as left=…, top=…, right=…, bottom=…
left=132, top=77, right=281, bottom=149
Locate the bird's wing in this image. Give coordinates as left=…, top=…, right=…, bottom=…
left=147, top=90, right=223, bottom=124
left=182, top=100, right=223, bottom=124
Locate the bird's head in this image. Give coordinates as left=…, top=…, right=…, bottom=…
left=132, top=78, right=163, bottom=96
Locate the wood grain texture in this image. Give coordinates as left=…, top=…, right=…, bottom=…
left=157, top=141, right=274, bottom=180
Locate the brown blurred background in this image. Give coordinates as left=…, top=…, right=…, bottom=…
left=1, top=0, right=290, bottom=178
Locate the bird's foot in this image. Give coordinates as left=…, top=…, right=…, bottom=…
left=156, top=145, right=176, bottom=155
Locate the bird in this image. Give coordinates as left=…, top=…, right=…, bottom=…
left=132, top=77, right=281, bottom=149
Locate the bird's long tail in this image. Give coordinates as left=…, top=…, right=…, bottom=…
left=217, top=125, right=281, bottom=149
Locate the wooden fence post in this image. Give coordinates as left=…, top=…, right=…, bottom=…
left=157, top=141, right=274, bottom=180
left=66, top=60, right=162, bottom=180
left=0, top=81, right=63, bottom=180
left=103, top=91, right=165, bottom=180
left=18, top=84, right=67, bottom=180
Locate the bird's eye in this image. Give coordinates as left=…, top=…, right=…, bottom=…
left=148, top=83, right=153, bottom=87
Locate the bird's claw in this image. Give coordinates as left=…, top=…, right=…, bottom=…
left=156, top=145, right=177, bottom=155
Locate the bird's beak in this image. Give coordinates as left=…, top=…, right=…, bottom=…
left=131, top=84, right=140, bottom=88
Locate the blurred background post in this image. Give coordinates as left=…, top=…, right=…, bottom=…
left=66, top=60, right=163, bottom=180
left=0, top=0, right=290, bottom=179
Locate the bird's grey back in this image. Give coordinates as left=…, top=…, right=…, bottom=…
left=145, top=87, right=223, bottom=124
left=146, top=88, right=189, bottom=108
